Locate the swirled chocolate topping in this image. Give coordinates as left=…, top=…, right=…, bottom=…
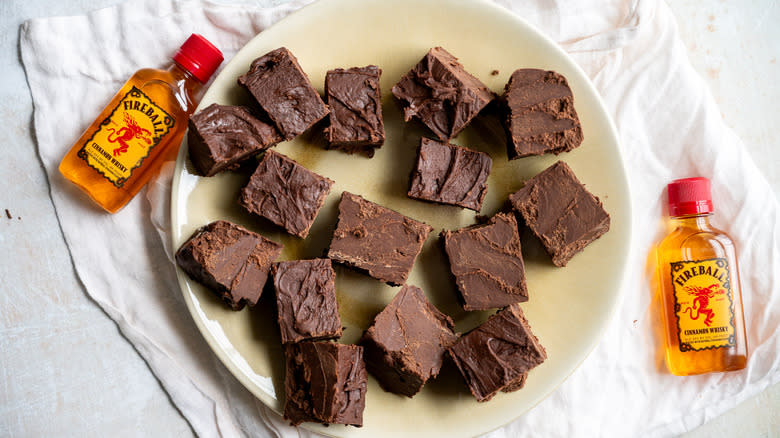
left=187, top=103, right=282, bottom=176
left=408, top=137, right=492, bottom=211
left=392, top=47, right=494, bottom=141
left=448, top=304, right=546, bottom=402
left=503, top=69, right=583, bottom=159
left=239, top=150, right=333, bottom=238
left=327, top=192, right=432, bottom=286
left=238, top=47, right=329, bottom=140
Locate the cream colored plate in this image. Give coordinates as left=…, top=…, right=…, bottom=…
left=171, top=0, right=631, bottom=436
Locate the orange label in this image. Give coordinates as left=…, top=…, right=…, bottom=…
left=670, top=258, right=736, bottom=351
left=78, top=87, right=173, bottom=188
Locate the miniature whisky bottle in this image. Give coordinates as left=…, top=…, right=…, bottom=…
left=59, top=34, right=223, bottom=213
left=656, top=177, right=748, bottom=375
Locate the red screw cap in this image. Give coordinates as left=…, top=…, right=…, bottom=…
left=667, top=177, right=713, bottom=217
left=173, top=34, right=223, bottom=83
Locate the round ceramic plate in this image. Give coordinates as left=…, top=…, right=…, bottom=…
left=171, top=0, right=631, bottom=436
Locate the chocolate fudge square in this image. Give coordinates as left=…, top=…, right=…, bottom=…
left=448, top=304, right=546, bottom=402
left=327, top=192, right=433, bottom=286
left=325, top=66, right=385, bottom=157
left=284, top=341, right=367, bottom=427
left=392, top=47, right=494, bottom=141
left=503, top=69, right=583, bottom=159
left=441, top=212, right=528, bottom=311
left=239, top=150, right=334, bottom=238
left=272, top=259, right=342, bottom=344
left=237, top=47, right=329, bottom=140
left=408, top=137, right=492, bottom=211
left=509, top=161, right=610, bottom=267
left=359, top=284, right=458, bottom=397
left=175, top=220, right=282, bottom=310
left=187, top=104, right=282, bottom=177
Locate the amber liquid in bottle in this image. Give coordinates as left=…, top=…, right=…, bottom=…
left=656, top=213, right=748, bottom=375
left=59, top=64, right=203, bottom=213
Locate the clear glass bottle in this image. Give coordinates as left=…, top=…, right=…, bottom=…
left=656, top=177, right=748, bottom=375
left=58, top=34, right=222, bottom=213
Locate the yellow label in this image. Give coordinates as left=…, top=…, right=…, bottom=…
left=78, top=87, right=174, bottom=188
left=670, top=258, right=736, bottom=351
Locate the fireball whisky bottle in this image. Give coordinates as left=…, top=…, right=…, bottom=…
left=59, top=34, right=222, bottom=213
left=656, top=177, right=748, bottom=375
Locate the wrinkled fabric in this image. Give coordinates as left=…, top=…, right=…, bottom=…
left=20, top=0, right=779, bottom=437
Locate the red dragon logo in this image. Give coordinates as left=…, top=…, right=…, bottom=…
left=682, top=283, right=726, bottom=327
left=107, top=113, right=152, bottom=157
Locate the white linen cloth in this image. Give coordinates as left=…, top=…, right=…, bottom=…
left=20, top=0, right=780, bottom=437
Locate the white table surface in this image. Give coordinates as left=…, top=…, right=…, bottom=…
left=1, top=0, right=777, bottom=436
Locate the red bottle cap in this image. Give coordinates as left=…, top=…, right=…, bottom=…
left=667, top=177, right=713, bottom=217
left=173, top=34, right=223, bottom=83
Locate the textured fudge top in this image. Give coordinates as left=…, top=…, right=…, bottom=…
left=284, top=341, right=367, bottom=427
left=187, top=103, right=282, bottom=176
left=239, top=150, right=334, bottom=238
left=360, top=284, right=458, bottom=394
left=441, top=212, right=528, bottom=310
left=503, top=69, right=583, bottom=159
left=408, top=137, right=492, bottom=211
left=237, top=47, right=329, bottom=140
left=325, top=65, right=385, bottom=153
left=327, top=192, right=433, bottom=286
left=508, top=161, right=610, bottom=266
left=175, top=220, right=282, bottom=310
left=272, top=259, right=342, bottom=344
left=392, top=47, right=494, bottom=140
left=448, top=304, right=547, bottom=402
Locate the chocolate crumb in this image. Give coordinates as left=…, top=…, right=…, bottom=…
left=490, top=69, right=499, bottom=76
left=5, top=209, right=11, bottom=219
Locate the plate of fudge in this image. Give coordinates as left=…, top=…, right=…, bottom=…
left=171, top=0, right=631, bottom=436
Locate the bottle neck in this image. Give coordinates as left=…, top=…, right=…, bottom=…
left=671, top=213, right=713, bottom=230
left=168, top=62, right=204, bottom=114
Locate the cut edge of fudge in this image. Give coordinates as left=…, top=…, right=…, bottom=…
left=238, top=150, right=334, bottom=239
left=324, top=65, right=385, bottom=157
left=440, top=212, right=529, bottom=311
left=237, top=47, right=329, bottom=141
left=187, top=103, right=282, bottom=177
left=271, top=258, right=342, bottom=344
left=407, top=137, right=492, bottom=211
left=391, top=47, right=495, bottom=141
left=359, top=284, right=458, bottom=397
left=502, top=68, right=583, bottom=160
left=283, top=341, right=367, bottom=427
left=508, top=160, right=610, bottom=267
left=174, top=220, right=283, bottom=310
left=447, top=304, right=547, bottom=402
left=326, top=191, right=433, bottom=286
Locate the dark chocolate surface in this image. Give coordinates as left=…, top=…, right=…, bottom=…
left=175, top=220, right=282, bottom=310
left=325, top=66, right=385, bottom=157
left=448, top=304, right=546, bottom=402
left=237, top=47, right=329, bottom=140
left=503, top=69, right=583, bottom=159
left=327, top=192, right=433, bottom=286
left=359, top=284, right=458, bottom=397
left=272, top=259, right=342, bottom=344
left=284, top=341, right=367, bottom=427
left=187, top=103, right=282, bottom=177
left=509, top=161, right=610, bottom=267
left=408, top=137, right=492, bottom=211
left=441, top=212, right=528, bottom=310
left=391, top=47, right=494, bottom=141
left=239, top=150, right=334, bottom=238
